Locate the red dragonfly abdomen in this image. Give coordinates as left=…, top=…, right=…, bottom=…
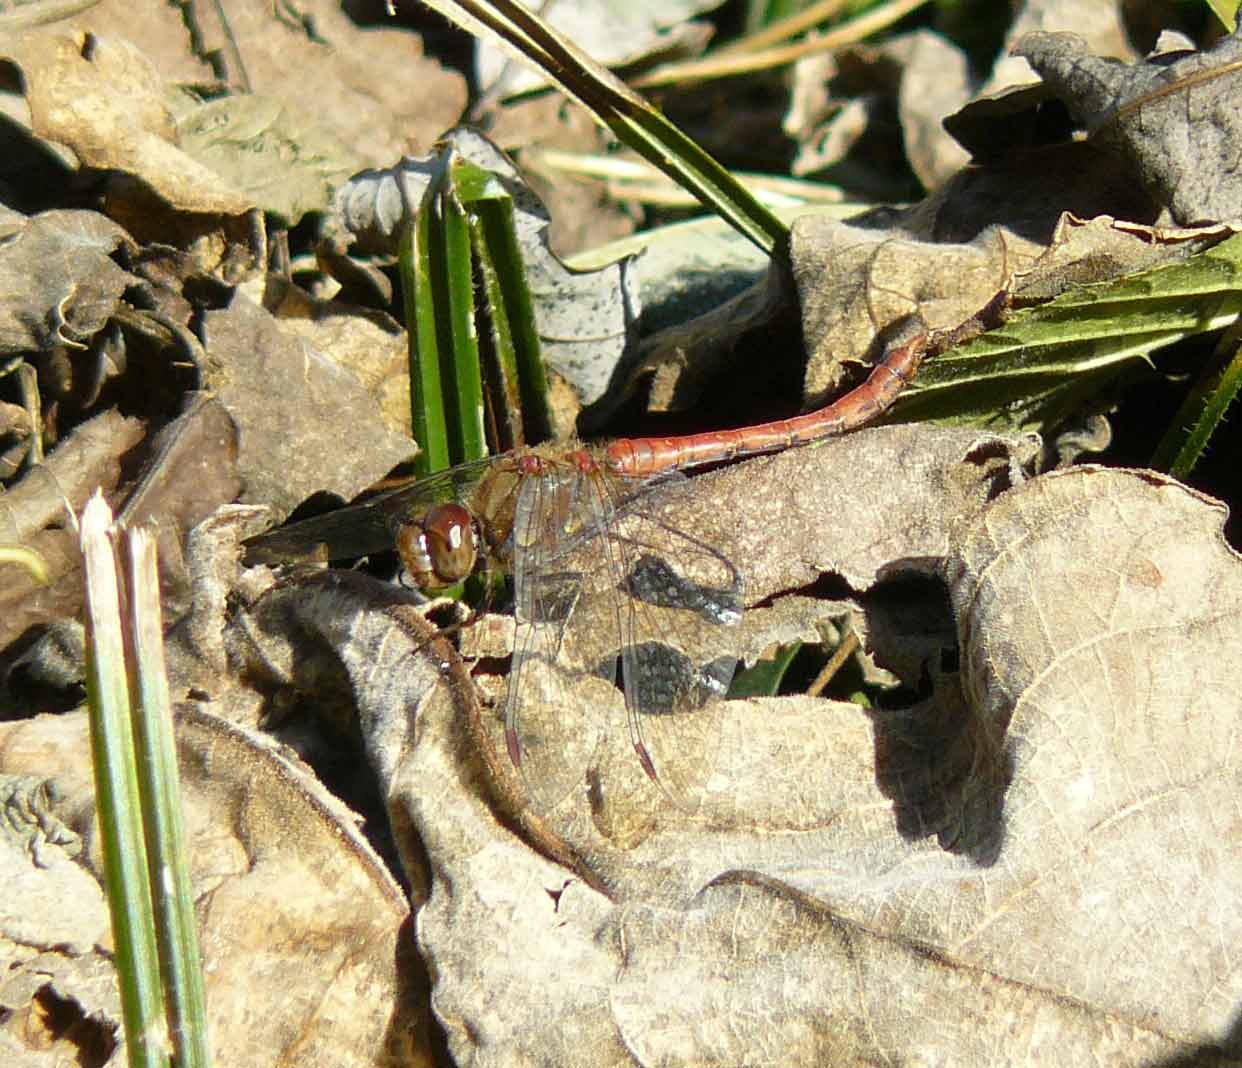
left=603, top=324, right=930, bottom=478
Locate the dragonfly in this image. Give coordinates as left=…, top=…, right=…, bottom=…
left=244, top=308, right=974, bottom=812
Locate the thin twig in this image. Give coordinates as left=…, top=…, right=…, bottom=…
left=631, top=0, right=928, bottom=89
left=805, top=628, right=860, bottom=699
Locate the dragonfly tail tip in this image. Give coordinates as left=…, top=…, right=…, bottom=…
left=635, top=743, right=659, bottom=784
left=506, top=728, right=523, bottom=768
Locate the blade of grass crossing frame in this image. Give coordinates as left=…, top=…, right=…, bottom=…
left=402, top=211, right=451, bottom=479
left=423, top=0, right=788, bottom=259
left=452, top=156, right=553, bottom=448
left=439, top=158, right=488, bottom=466
left=402, top=157, right=488, bottom=477
left=1206, top=1, right=1240, bottom=31
left=127, top=528, right=211, bottom=1068
left=1151, top=321, right=1242, bottom=478
left=81, top=494, right=169, bottom=1068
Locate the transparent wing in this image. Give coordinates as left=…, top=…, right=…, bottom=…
left=608, top=477, right=743, bottom=814
left=505, top=465, right=743, bottom=819
left=504, top=462, right=610, bottom=812
left=243, top=458, right=498, bottom=566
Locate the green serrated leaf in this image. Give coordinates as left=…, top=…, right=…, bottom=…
left=892, top=233, right=1242, bottom=433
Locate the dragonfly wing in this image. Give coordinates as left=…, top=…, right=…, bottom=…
left=505, top=465, right=608, bottom=812
left=604, top=477, right=744, bottom=813
left=242, top=502, right=395, bottom=565
left=243, top=458, right=497, bottom=566
left=499, top=461, right=743, bottom=820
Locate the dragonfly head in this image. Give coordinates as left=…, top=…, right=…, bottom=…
left=395, top=502, right=478, bottom=590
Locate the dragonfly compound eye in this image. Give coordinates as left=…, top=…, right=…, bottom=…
left=396, top=503, right=477, bottom=588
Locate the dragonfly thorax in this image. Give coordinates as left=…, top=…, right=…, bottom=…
left=395, top=502, right=478, bottom=589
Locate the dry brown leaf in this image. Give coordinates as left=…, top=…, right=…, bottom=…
left=890, top=30, right=973, bottom=189
left=197, top=292, right=412, bottom=519
left=1016, top=24, right=1242, bottom=225
left=264, top=282, right=412, bottom=438
left=9, top=31, right=253, bottom=216
left=0, top=706, right=431, bottom=1067
left=173, top=93, right=358, bottom=226
left=785, top=29, right=973, bottom=188
left=271, top=427, right=1237, bottom=1066
left=172, top=0, right=465, bottom=167
left=791, top=218, right=1016, bottom=401
left=0, top=410, right=144, bottom=650
left=117, top=394, right=241, bottom=605
left=980, top=0, right=1135, bottom=97
left=0, top=209, right=135, bottom=354
left=37, top=0, right=466, bottom=170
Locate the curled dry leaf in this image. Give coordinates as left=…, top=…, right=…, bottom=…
left=943, top=465, right=1242, bottom=1037
left=981, top=0, right=1135, bottom=98
left=0, top=705, right=431, bottom=1068
left=791, top=218, right=1015, bottom=402
left=1016, top=22, right=1242, bottom=225
left=0, top=209, right=135, bottom=355
left=343, top=426, right=1239, bottom=1066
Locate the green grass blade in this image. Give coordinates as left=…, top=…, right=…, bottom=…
left=403, top=211, right=451, bottom=478
left=452, top=156, right=553, bottom=448
left=470, top=211, right=525, bottom=452
left=401, top=158, right=490, bottom=475
left=80, top=494, right=169, bottom=1068
left=440, top=158, right=488, bottom=465
left=1206, top=1, right=1240, bottom=30
left=424, top=0, right=788, bottom=258
left=1151, top=324, right=1242, bottom=479
left=126, top=528, right=211, bottom=1068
